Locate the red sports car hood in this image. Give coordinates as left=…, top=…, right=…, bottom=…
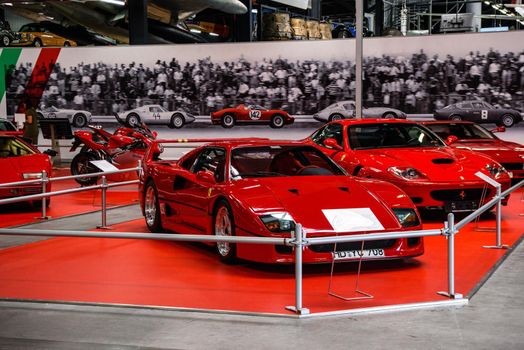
left=232, top=176, right=403, bottom=236
left=451, top=140, right=524, bottom=163
left=0, top=154, right=51, bottom=182
left=356, top=147, right=496, bottom=182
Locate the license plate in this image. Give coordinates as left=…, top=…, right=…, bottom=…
left=445, top=200, right=479, bottom=213
left=333, top=249, right=385, bottom=260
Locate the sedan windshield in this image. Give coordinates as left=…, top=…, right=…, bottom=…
left=230, top=145, right=345, bottom=179
left=425, top=123, right=494, bottom=140
left=0, top=120, right=17, bottom=131
left=348, top=123, right=445, bottom=150
left=0, top=137, right=35, bottom=158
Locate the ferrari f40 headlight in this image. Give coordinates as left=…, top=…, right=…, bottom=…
left=485, top=163, right=507, bottom=180
left=22, top=172, right=43, bottom=179
left=388, top=167, right=427, bottom=181
left=392, top=208, right=420, bottom=228
left=259, top=212, right=295, bottom=233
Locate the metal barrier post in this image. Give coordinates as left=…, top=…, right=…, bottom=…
left=286, top=223, right=309, bottom=315
left=483, top=185, right=509, bottom=250
left=36, top=170, right=50, bottom=220
left=438, top=213, right=463, bottom=299
left=97, top=176, right=112, bottom=230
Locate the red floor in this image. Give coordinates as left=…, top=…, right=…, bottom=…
left=0, top=190, right=522, bottom=315
left=0, top=168, right=138, bottom=227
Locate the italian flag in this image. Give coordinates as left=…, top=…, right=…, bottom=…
left=0, top=47, right=61, bottom=116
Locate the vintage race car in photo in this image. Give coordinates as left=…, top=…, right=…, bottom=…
left=119, top=104, right=195, bottom=129
left=211, top=104, right=294, bottom=128
left=313, top=100, right=407, bottom=123
left=139, top=139, right=424, bottom=264
left=434, top=101, right=522, bottom=127
left=421, top=120, right=524, bottom=183
left=0, top=132, right=53, bottom=208
left=37, top=106, right=92, bottom=128
left=307, top=119, right=512, bottom=213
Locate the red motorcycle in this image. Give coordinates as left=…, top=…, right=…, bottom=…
left=70, top=114, right=156, bottom=185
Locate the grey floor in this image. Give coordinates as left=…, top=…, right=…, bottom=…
left=0, top=205, right=523, bottom=349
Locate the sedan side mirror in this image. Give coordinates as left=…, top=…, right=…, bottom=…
left=323, top=138, right=343, bottom=151
left=43, top=149, right=58, bottom=156
left=490, top=126, right=505, bottom=133
left=196, top=170, right=216, bottom=184
left=445, top=135, right=458, bottom=145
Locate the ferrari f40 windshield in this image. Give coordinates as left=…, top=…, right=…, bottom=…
left=348, top=124, right=444, bottom=150
left=425, top=123, right=494, bottom=140
left=0, top=137, right=35, bottom=158
left=231, top=145, right=344, bottom=178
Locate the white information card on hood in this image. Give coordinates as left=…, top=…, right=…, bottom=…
left=322, top=208, right=385, bottom=233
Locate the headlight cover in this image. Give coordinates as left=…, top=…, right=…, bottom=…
left=259, top=212, right=295, bottom=233
left=23, top=172, right=43, bottom=179
left=485, top=163, right=507, bottom=180
left=392, top=208, right=420, bottom=228
left=388, top=166, right=427, bottom=181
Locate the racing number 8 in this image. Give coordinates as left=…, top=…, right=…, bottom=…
left=481, top=110, right=488, bottom=120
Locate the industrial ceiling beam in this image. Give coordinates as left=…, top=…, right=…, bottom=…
left=128, top=0, right=148, bottom=45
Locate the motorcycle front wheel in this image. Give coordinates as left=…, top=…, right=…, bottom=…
left=71, top=152, right=100, bottom=186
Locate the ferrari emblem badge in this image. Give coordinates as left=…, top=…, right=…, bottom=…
left=459, top=191, right=466, bottom=200
left=208, top=188, right=213, bottom=197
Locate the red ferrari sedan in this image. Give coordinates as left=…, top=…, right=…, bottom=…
left=307, top=119, right=512, bottom=213
left=421, top=121, right=524, bottom=183
left=0, top=133, right=52, bottom=208
left=211, top=104, right=294, bottom=128
left=139, top=139, right=424, bottom=264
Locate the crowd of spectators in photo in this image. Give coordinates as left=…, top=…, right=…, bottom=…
left=5, top=47, right=524, bottom=117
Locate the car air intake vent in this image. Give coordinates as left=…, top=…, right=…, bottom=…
left=339, top=187, right=349, bottom=192
left=288, top=188, right=299, bottom=194
left=432, top=158, right=454, bottom=164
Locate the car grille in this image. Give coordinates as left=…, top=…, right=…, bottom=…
left=501, top=162, right=523, bottom=171
left=431, top=188, right=490, bottom=201
left=309, top=239, right=397, bottom=253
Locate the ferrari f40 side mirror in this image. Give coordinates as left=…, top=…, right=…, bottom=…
left=323, top=138, right=343, bottom=151
left=196, top=171, right=216, bottom=184
left=490, top=126, right=506, bottom=133
left=445, top=135, right=458, bottom=145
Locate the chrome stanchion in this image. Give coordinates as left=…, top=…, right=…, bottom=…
left=97, top=176, right=112, bottom=230
left=438, top=213, right=463, bottom=299
left=483, top=185, right=509, bottom=250
left=286, top=223, right=310, bottom=315
left=36, top=170, right=50, bottom=220
left=474, top=172, right=508, bottom=249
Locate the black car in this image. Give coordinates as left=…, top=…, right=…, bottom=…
left=0, top=19, right=15, bottom=47
left=434, top=101, right=522, bottom=127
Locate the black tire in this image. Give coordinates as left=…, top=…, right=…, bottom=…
left=144, top=181, right=163, bottom=233
left=169, top=113, right=185, bottom=129
left=221, top=114, right=235, bottom=128
left=382, top=112, right=397, bottom=119
left=500, top=114, right=515, bottom=127
left=450, top=114, right=463, bottom=121
left=329, top=113, right=344, bottom=122
left=63, top=41, right=71, bottom=47
left=33, top=38, right=42, bottom=47
left=73, top=113, right=87, bottom=128
left=126, top=113, right=141, bottom=127
left=1, top=35, right=10, bottom=47
left=70, top=152, right=100, bottom=186
left=213, top=200, right=237, bottom=264
left=270, top=114, right=285, bottom=128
